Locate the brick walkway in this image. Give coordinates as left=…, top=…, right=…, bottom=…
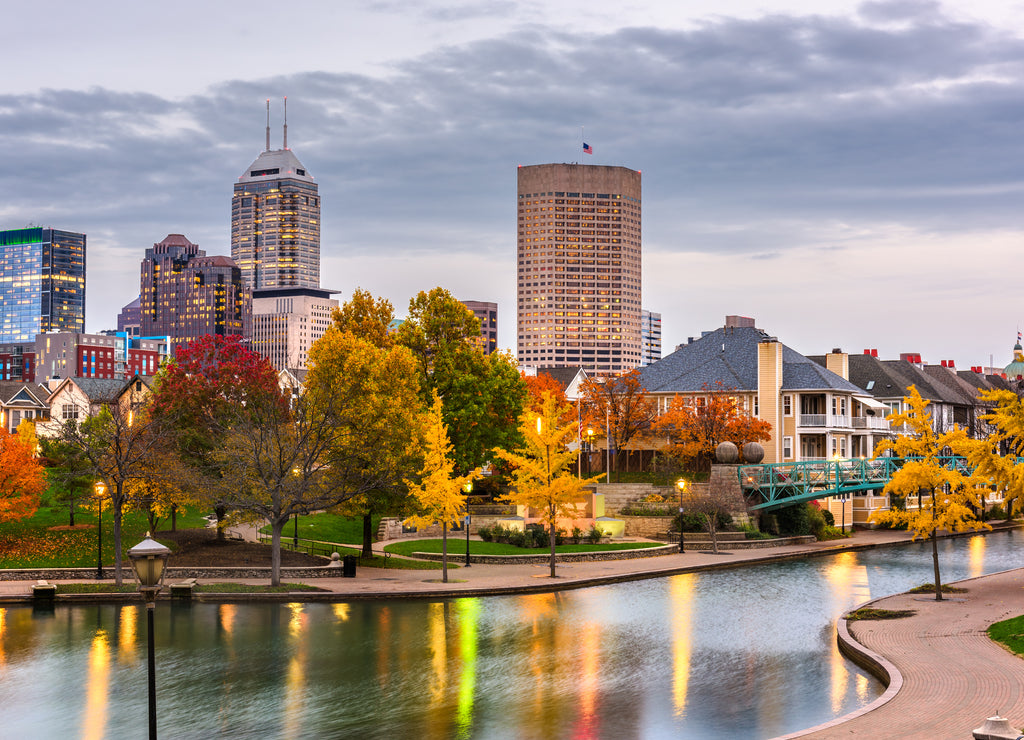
left=788, top=567, right=1024, bottom=739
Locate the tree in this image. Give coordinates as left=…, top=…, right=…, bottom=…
left=677, top=480, right=733, bottom=554
left=0, top=426, right=46, bottom=522
left=305, top=326, right=423, bottom=558
left=962, top=388, right=1024, bottom=519
left=494, top=392, right=602, bottom=577
left=39, top=434, right=93, bottom=526
left=58, top=382, right=165, bottom=584
left=871, top=385, right=989, bottom=600
left=654, top=382, right=773, bottom=473
left=405, top=392, right=477, bottom=583
left=396, top=287, right=526, bottom=473
left=579, top=369, right=658, bottom=478
left=331, top=287, right=395, bottom=348
left=523, top=371, right=568, bottom=413
left=148, top=334, right=282, bottom=539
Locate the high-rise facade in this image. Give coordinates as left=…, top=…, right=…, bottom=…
left=140, top=234, right=250, bottom=349
left=516, top=164, right=641, bottom=374
left=0, top=227, right=86, bottom=343
left=461, top=300, right=498, bottom=355
left=231, top=116, right=320, bottom=290
left=250, top=287, right=338, bottom=372
left=641, top=309, right=662, bottom=366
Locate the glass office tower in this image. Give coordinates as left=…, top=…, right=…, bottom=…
left=0, top=228, right=86, bottom=342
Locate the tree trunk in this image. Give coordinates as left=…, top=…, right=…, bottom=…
left=171, top=505, right=177, bottom=532
left=68, top=496, right=75, bottom=527
left=215, top=504, right=227, bottom=541
left=270, top=518, right=283, bottom=587
left=550, top=505, right=558, bottom=578
left=113, top=492, right=124, bottom=586
left=441, top=521, right=448, bottom=583
left=708, top=516, right=719, bottom=555
left=362, top=513, right=374, bottom=558
left=931, top=529, right=943, bottom=601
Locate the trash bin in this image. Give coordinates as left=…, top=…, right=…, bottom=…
left=342, top=555, right=357, bottom=578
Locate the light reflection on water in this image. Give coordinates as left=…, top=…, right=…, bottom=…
left=0, top=530, right=1021, bottom=739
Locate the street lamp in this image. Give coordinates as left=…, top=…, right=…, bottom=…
left=128, top=534, right=171, bottom=740
left=586, top=428, right=594, bottom=477
left=463, top=479, right=473, bottom=567
left=94, top=481, right=105, bottom=579
left=538, top=414, right=556, bottom=578
left=675, top=478, right=687, bottom=553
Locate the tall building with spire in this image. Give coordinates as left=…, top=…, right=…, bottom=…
left=517, top=163, right=642, bottom=374
left=231, top=99, right=320, bottom=290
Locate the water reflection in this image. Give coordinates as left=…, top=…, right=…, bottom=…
left=1, top=530, right=1021, bottom=739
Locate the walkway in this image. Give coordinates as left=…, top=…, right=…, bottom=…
left=790, top=567, right=1024, bottom=739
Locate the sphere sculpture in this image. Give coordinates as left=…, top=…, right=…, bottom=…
left=715, top=441, right=739, bottom=464
left=742, top=442, right=765, bottom=464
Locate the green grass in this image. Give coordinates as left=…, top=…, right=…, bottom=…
left=0, top=505, right=209, bottom=569
left=260, top=512, right=379, bottom=545
left=54, top=583, right=140, bottom=594
left=846, top=608, right=917, bottom=621
left=193, top=582, right=326, bottom=593
left=907, top=583, right=968, bottom=594
left=988, top=615, right=1024, bottom=656
left=383, top=539, right=665, bottom=557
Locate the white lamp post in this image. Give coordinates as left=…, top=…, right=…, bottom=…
left=128, top=534, right=171, bottom=740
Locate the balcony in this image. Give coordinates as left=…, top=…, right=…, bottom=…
left=798, top=414, right=851, bottom=429
left=851, top=416, right=890, bottom=431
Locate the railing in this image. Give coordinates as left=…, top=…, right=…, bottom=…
left=738, top=456, right=967, bottom=512
left=798, top=414, right=852, bottom=428
left=257, top=533, right=360, bottom=558
left=851, top=416, right=890, bottom=430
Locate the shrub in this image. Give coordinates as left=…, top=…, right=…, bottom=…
left=643, top=493, right=665, bottom=503
left=555, top=528, right=565, bottom=546
left=821, top=509, right=835, bottom=527
left=737, top=522, right=771, bottom=539
left=808, top=505, right=828, bottom=540
left=571, top=526, right=585, bottom=544
left=507, top=528, right=526, bottom=548
left=988, top=503, right=1007, bottom=520
left=477, top=525, right=494, bottom=542
left=775, top=503, right=812, bottom=536
left=587, top=524, right=603, bottom=544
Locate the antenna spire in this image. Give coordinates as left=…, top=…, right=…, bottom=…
left=283, top=96, right=288, bottom=150
left=265, top=99, right=271, bottom=151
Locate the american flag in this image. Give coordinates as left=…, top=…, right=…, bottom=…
left=583, top=142, right=593, bottom=154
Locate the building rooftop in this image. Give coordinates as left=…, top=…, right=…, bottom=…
left=237, top=148, right=314, bottom=185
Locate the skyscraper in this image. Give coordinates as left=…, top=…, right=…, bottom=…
left=640, top=309, right=662, bottom=366
left=140, top=234, right=250, bottom=348
left=231, top=102, right=320, bottom=290
left=516, top=164, right=642, bottom=374
left=0, top=227, right=86, bottom=343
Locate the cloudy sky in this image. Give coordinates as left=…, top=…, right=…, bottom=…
left=3, top=0, right=1024, bottom=369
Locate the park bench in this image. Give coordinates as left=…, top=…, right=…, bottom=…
left=32, top=579, right=56, bottom=602
left=170, top=578, right=197, bottom=600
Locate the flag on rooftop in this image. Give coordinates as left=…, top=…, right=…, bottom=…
left=583, top=142, right=593, bottom=155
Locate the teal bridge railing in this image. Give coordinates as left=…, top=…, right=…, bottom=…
left=738, top=456, right=970, bottom=512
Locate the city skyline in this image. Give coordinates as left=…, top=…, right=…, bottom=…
left=3, top=1, right=1024, bottom=368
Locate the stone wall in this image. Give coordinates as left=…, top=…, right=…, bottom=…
left=1, top=565, right=344, bottom=581
left=620, top=515, right=674, bottom=538
left=411, top=545, right=678, bottom=564
left=598, top=484, right=674, bottom=514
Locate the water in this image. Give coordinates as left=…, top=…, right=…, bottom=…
left=1, top=530, right=1020, bottom=739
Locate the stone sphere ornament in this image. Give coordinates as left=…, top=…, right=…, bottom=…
left=715, top=441, right=739, bottom=464
left=742, top=442, right=765, bottom=464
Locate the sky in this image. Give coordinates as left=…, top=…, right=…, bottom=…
left=4, top=0, right=1024, bottom=370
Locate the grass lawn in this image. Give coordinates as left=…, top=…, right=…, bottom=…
left=384, top=539, right=665, bottom=557
left=988, top=614, right=1024, bottom=656
left=259, top=512, right=380, bottom=546
left=194, top=582, right=326, bottom=593
left=0, top=505, right=209, bottom=569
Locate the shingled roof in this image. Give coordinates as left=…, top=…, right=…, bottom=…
left=638, top=326, right=862, bottom=394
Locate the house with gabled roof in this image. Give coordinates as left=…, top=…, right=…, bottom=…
left=36, top=375, right=152, bottom=438
left=526, top=366, right=589, bottom=402
left=0, top=381, right=51, bottom=434
left=638, top=318, right=887, bottom=465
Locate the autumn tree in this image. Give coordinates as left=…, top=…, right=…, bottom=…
left=654, top=382, right=773, bottom=473
left=960, top=388, right=1024, bottom=519
left=0, top=426, right=46, bottom=522
left=495, top=392, right=602, bottom=577
left=58, top=381, right=165, bottom=584
left=396, top=287, right=526, bottom=473
left=579, top=369, right=658, bottom=478
left=39, top=434, right=94, bottom=526
left=523, top=371, right=568, bottom=413
left=405, top=392, right=477, bottom=583
left=305, top=326, right=423, bottom=558
left=331, top=287, right=395, bottom=348
left=148, top=334, right=282, bottom=538
left=871, top=385, right=989, bottom=600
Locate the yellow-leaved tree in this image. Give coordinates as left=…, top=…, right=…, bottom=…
left=871, top=385, right=989, bottom=600
left=405, top=391, right=477, bottom=583
left=495, top=391, right=603, bottom=578
left=962, top=388, right=1024, bottom=518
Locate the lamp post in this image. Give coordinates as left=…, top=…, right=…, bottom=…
left=293, top=513, right=299, bottom=548
left=675, top=478, right=687, bottom=553
left=586, top=428, right=594, bottom=478
left=605, top=407, right=611, bottom=484
left=128, top=534, right=171, bottom=740
left=463, top=479, right=473, bottom=567
left=94, top=481, right=105, bottom=579
left=538, top=414, right=556, bottom=578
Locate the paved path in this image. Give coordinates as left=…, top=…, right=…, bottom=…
left=791, top=567, right=1024, bottom=740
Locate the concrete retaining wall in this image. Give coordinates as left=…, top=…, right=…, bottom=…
left=412, top=545, right=678, bottom=565
left=1, top=565, right=342, bottom=581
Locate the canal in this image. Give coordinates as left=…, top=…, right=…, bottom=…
left=1, top=529, right=1021, bottom=739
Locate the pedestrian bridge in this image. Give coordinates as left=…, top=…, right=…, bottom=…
left=738, top=456, right=968, bottom=512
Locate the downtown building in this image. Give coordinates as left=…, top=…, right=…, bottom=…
left=0, top=227, right=86, bottom=344
left=641, top=309, right=662, bottom=366
left=461, top=300, right=498, bottom=355
left=516, top=164, right=642, bottom=375
left=140, top=234, right=250, bottom=350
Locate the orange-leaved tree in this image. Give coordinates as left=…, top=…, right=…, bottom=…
left=405, top=391, right=477, bottom=583
left=523, top=371, right=567, bottom=413
left=579, top=369, right=657, bottom=478
left=495, top=392, right=603, bottom=578
left=871, top=385, right=989, bottom=600
left=653, top=382, right=772, bottom=472
left=0, top=426, right=46, bottom=521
